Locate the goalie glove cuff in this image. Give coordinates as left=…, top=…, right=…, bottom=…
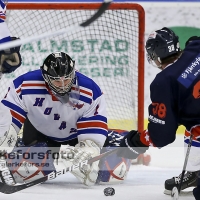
left=140, top=130, right=155, bottom=147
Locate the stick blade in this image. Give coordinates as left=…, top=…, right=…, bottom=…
left=171, top=187, right=179, bottom=200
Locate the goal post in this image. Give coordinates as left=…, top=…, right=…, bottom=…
left=5, top=2, right=145, bottom=133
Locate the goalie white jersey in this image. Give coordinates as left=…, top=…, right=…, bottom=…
left=2, top=70, right=108, bottom=147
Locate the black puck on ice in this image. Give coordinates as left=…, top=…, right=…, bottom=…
left=104, top=187, right=115, bottom=196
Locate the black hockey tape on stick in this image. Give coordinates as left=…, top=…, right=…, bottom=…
left=0, top=148, right=118, bottom=194
left=0, top=0, right=113, bottom=51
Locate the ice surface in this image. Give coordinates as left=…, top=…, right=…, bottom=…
left=0, top=135, right=195, bottom=200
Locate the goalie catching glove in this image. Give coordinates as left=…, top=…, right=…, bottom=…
left=0, top=37, right=22, bottom=74
left=117, top=130, right=149, bottom=159
left=61, top=140, right=100, bottom=186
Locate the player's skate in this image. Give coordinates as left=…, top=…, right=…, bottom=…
left=164, top=171, right=198, bottom=195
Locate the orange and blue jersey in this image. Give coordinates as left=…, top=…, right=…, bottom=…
left=140, top=40, right=200, bottom=149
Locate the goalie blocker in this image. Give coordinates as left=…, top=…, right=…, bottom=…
left=0, top=129, right=132, bottom=186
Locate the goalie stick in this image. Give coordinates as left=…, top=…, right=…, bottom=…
left=0, top=148, right=118, bottom=194
left=0, top=0, right=112, bottom=51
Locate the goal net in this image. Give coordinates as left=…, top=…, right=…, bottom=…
left=4, top=2, right=145, bottom=132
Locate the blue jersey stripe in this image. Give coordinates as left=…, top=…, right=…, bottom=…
left=79, top=94, right=92, bottom=104
left=47, top=133, right=78, bottom=142
left=12, top=117, right=23, bottom=130
left=2, top=100, right=27, bottom=117
left=21, top=89, right=49, bottom=95
left=78, top=115, right=107, bottom=123
left=78, top=128, right=108, bottom=136
left=13, top=75, right=23, bottom=89
left=185, top=138, right=200, bottom=147
left=0, top=36, right=11, bottom=43
left=0, top=1, right=5, bottom=9
left=13, top=69, right=44, bottom=89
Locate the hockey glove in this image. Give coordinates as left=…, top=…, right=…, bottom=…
left=117, top=130, right=149, bottom=159
left=61, top=140, right=100, bottom=186
left=0, top=37, right=22, bottom=74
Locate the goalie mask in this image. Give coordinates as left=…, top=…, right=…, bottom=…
left=146, top=27, right=181, bottom=67
left=41, top=52, right=75, bottom=96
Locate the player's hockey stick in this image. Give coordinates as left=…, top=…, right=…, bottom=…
left=0, top=0, right=112, bottom=51
left=0, top=147, right=118, bottom=194
left=171, top=133, right=193, bottom=200
left=178, top=134, right=193, bottom=192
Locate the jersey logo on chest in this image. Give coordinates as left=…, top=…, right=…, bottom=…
left=33, top=98, right=67, bottom=130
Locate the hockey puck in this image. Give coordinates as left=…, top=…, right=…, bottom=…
left=104, top=187, right=115, bottom=196
left=171, top=187, right=179, bottom=200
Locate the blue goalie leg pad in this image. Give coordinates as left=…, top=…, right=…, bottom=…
left=97, top=129, right=131, bottom=184
left=97, top=146, right=131, bottom=184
